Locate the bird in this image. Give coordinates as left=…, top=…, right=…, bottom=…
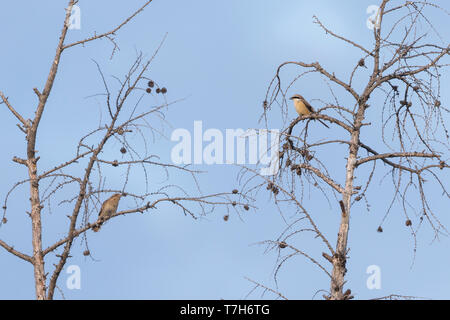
left=290, top=94, right=329, bottom=128
left=92, top=193, right=122, bottom=232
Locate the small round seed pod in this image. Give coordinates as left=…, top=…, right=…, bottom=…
left=279, top=241, right=287, bottom=249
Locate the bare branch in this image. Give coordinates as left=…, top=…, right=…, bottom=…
left=356, top=152, right=440, bottom=167
left=0, top=239, right=32, bottom=263
left=291, top=163, right=345, bottom=194
left=38, top=150, right=93, bottom=179
left=313, top=15, right=372, bottom=56
left=0, top=91, right=28, bottom=128
left=62, top=1, right=154, bottom=50
left=245, top=277, right=288, bottom=300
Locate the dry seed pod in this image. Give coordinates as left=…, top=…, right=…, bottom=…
left=279, top=241, right=287, bottom=249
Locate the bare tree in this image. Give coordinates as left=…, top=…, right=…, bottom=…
left=241, top=0, right=449, bottom=300
left=0, top=0, right=246, bottom=299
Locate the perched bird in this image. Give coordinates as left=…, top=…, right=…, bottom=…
left=290, top=94, right=329, bottom=128
left=93, top=193, right=122, bottom=232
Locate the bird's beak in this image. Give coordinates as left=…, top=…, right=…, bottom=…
left=289, top=96, right=294, bottom=100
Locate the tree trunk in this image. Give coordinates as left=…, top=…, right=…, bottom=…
left=28, top=160, right=46, bottom=299
left=330, top=101, right=365, bottom=300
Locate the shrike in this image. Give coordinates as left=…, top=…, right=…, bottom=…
left=290, top=94, right=329, bottom=128
left=93, top=193, right=122, bottom=232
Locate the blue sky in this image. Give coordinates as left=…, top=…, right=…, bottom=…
left=0, top=1, right=449, bottom=299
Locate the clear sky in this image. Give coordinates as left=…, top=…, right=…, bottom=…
left=0, top=0, right=449, bottom=299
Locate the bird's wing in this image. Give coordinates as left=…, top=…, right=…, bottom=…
left=303, top=99, right=315, bottom=113
left=98, top=200, right=107, bottom=217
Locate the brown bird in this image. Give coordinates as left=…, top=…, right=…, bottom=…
left=93, top=193, right=122, bottom=232
left=290, top=94, right=329, bottom=128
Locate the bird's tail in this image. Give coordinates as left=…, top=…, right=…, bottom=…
left=318, top=119, right=330, bottom=128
